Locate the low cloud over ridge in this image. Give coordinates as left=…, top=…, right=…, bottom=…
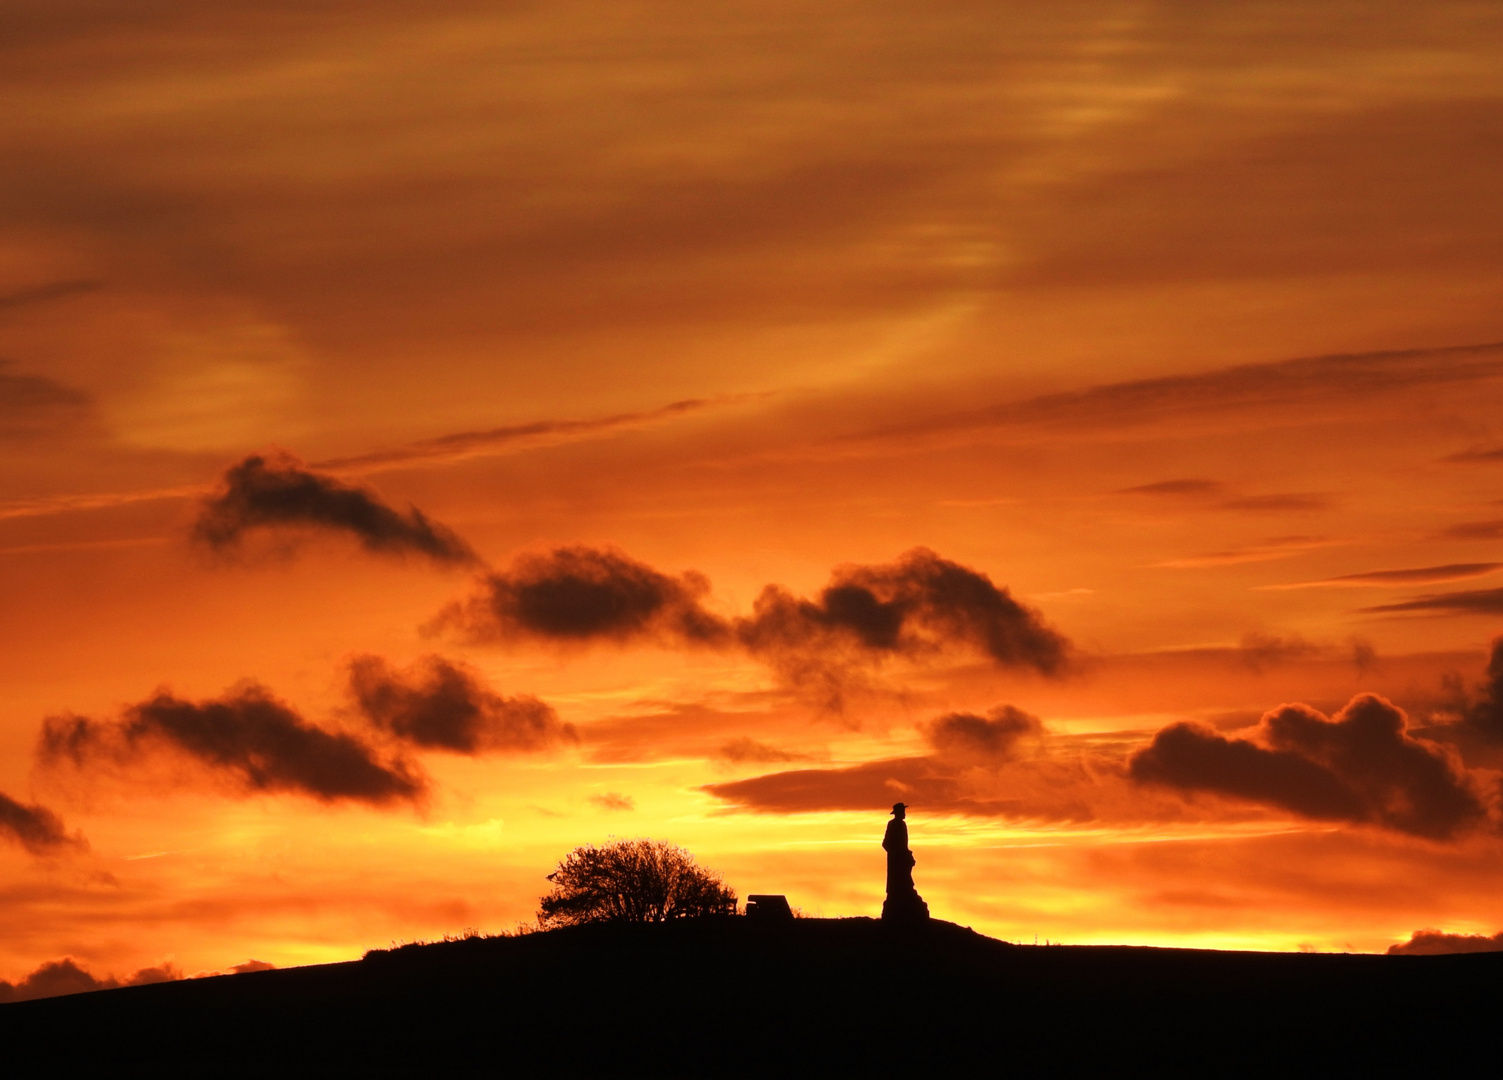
left=0, top=958, right=179, bottom=1004
left=1387, top=928, right=1503, bottom=955
left=40, top=685, right=425, bottom=806
left=0, top=791, right=83, bottom=855
left=1129, top=694, right=1487, bottom=838
left=194, top=453, right=477, bottom=565
left=347, top=654, right=576, bottom=754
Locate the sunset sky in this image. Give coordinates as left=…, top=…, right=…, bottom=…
left=6, top=1, right=1503, bottom=986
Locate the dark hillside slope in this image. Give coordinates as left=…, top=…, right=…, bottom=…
left=2, top=918, right=1498, bottom=1074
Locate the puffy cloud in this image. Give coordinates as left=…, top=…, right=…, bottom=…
left=347, top=654, right=576, bottom=753
left=737, top=549, right=1068, bottom=709
left=193, top=453, right=477, bottom=565
left=434, top=546, right=730, bottom=646
left=0, top=791, right=84, bottom=855
left=0, top=958, right=181, bottom=1004
left=1387, top=929, right=1503, bottom=955
left=39, top=685, right=426, bottom=806
left=1129, top=694, right=1488, bottom=838
left=434, top=547, right=1067, bottom=712
left=925, top=705, right=1043, bottom=761
left=740, top=549, right=1067, bottom=671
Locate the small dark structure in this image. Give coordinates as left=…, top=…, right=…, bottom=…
left=881, top=802, right=929, bottom=922
left=745, top=895, right=794, bottom=921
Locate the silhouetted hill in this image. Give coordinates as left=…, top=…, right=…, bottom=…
left=3, top=918, right=1498, bottom=1073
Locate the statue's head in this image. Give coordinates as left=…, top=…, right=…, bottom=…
left=891, top=802, right=906, bottom=818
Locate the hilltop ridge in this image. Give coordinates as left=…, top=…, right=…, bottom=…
left=2, top=917, right=1498, bottom=1074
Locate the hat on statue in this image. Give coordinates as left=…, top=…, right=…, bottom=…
left=891, top=802, right=906, bottom=815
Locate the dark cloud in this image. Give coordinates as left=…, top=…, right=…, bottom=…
left=0, top=958, right=180, bottom=1004
left=346, top=654, right=575, bottom=754
left=1129, top=693, right=1488, bottom=838
left=1437, top=519, right=1503, bottom=540
left=433, top=546, right=730, bottom=647
left=714, top=737, right=814, bottom=764
left=737, top=548, right=1069, bottom=709
left=1387, top=929, right=1503, bottom=955
left=1460, top=637, right=1503, bottom=742
left=193, top=453, right=478, bottom=565
left=39, top=685, right=426, bottom=805
left=1359, top=587, right=1503, bottom=615
left=1117, top=479, right=1226, bottom=497
left=434, top=547, right=1068, bottom=713
left=0, top=791, right=83, bottom=855
left=229, top=959, right=277, bottom=974
left=925, top=705, right=1043, bottom=761
left=0, top=360, right=94, bottom=441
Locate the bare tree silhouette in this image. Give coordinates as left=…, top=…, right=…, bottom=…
left=537, top=839, right=737, bottom=927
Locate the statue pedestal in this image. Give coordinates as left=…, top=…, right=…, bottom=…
left=881, top=889, right=930, bottom=923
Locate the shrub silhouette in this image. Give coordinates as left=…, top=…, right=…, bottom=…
left=537, top=839, right=737, bottom=927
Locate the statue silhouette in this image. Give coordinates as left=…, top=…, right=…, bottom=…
left=881, top=802, right=929, bottom=922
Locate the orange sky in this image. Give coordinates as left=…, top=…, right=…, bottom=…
left=5, top=2, right=1503, bottom=983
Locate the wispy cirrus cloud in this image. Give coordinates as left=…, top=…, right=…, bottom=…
left=851, top=342, right=1503, bottom=451
left=315, top=395, right=755, bottom=476
left=1359, top=587, right=1503, bottom=616
left=1155, top=535, right=1345, bottom=569
left=1437, top=519, right=1503, bottom=540
left=1262, top=563, right=1503, bottom=591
